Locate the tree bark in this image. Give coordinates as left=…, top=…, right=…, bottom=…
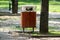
left=12, top=0, right=18, bottom=14
left=40, top=0, right=49, bottom=34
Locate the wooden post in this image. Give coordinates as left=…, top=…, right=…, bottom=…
left=40, top=0, right=49, bottom=34
left=12, top=0, right=18, bottom=14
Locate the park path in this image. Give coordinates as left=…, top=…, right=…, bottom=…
left=0, top=12, right=60, bottom=32
left=0, top=32, right=60, bottom=40
left=0, top=12, right=60, bottom=40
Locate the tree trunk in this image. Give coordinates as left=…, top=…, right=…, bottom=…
left=40, top=0, right=49, bottom=34
left=12, top=0, right=18, bottom=14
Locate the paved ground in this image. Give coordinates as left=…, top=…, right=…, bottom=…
left=0, top=12, right=60, bottom=40
left=0, top=32, right=60, bottom=40
left=0, top=15, right=60, bottom=32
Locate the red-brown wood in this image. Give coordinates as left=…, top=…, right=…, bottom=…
left=21, top=12, right=36, bottom=28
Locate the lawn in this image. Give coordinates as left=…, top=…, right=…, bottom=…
left=0, top=1, right=60, bottom=12
left=49, top=5, right=60, bottom=12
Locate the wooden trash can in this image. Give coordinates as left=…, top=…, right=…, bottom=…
left=21, top=12, right=36, bottom=28
left=21, top=12, right=36, bottom=32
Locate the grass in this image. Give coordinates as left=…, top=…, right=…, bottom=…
left=49, top=5, right=60, bottom=12
left=16, top=27, right=37, bottom=31
left=0, top=18, right=8, bottom=21
left=49, top=1, right=60, bottom=5
left=0, top=1, right=60, bottom=12
left=15, top=26, right=60, bottom=36
left=50, top=31, right=60, bottom=35
left=24, top=31, right=60, bottom=36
